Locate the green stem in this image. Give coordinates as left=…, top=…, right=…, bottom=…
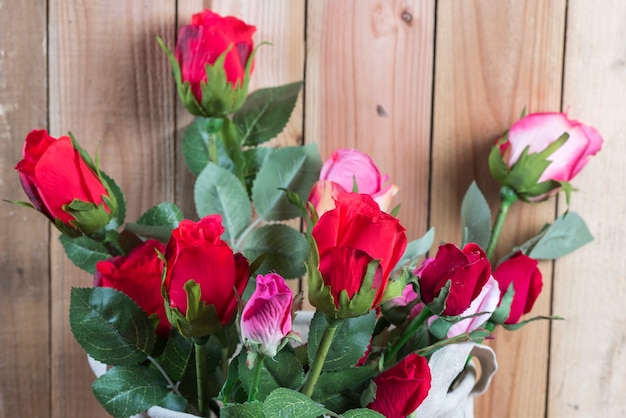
left=194, top=341, right=210, bottom=418
left=485, top=186, right=519, bottom=261
left=301, top=316, right=342, bottom=397
left=385, top=305, right=432, bottom=367
left=247, top=353, right=266, bottom=402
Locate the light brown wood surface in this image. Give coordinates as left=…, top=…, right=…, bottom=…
left=1, top=1, right=624, bottom=417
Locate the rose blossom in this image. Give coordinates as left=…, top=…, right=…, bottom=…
left=417, top=243, right=491, bottom=316
left=492, top=252, right=543, bottom=324
left=95, top=240, right=170, bottom=336
left=164, top=215, right=249, bottom=337
left=368, top=353, right=432, bottom=417
left=15, top=129, right=115, bottom=236
left=174, top=9, right=256, bottom=116
left=490, top=112, right=602, bottom=200
left=309, top=193, right=407, bottom=318
left=308, top=148, right=398, bottom=215
left=241, top=273, right=293, bottom=357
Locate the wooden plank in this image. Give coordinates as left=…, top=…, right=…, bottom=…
left=48, top=1, right=176, bottom=416
left=549, top=1, right=626, bottom=416
left=176, top=1, right=306, bottom=298
left=431, top=1, right=566, bottom=417
left=305, top=0, right=435, bottom=241
left=0, top=2, right=50, bottom=417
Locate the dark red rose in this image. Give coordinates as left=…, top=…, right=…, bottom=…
left=418, top=243, right=491, bottom=316
left=174, top=9, right=255, bottom=116
left=368, top=353, right=432, bottom=417
left=310, top=193, right=407, bottom=317
left=493, top=252, right=543, bottom=324
left=95, top=239, right=170, bottom=336
left=15, top=129, right=115, bottom=236
left=164, top=215, right=249, bottom=337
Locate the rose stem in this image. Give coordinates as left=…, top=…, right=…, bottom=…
left=385, top=305, right=432, bottom=367
left=194, top=340, right=210, bottom=418
left=485, top=186, right=518, bottom=261
left=301, top=316, right=342, bottom=397
left=247, top=353, right=266, bottom=402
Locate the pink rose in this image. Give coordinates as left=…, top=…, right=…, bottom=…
left=490, top=112, right=602, bottom=200
left=492, top=252, right=543, bottom=324
left=308, top=148, right=398, bottom=216
left=241, top=273, right=293, bottom=357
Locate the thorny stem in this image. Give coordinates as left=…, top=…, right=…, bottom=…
left=301, top=316, right=342, bottom=397
left=485, top=186, right=519, bottom=261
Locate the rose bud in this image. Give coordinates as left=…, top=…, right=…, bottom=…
left=432, top=276, right=501, bottom=338
left=241, top=273, right=293, bottom=357
left=489, top=112, right=602, bottom=201
left=14, top=129, right=116, bottom=237
left=95, top=240, right=170, bottom=336
left=492, top=252, right=543, bottom=324
left=368, top=353, right=432, bottom=418
left=160, top=9, right=256, bottom=117
left=308, top=193, right=407, bottom=319
left=308, top=148, right=398, bottom=216
left=163, top=215, right=250, bottom=338
left=417, top=243, right=491, bottom=316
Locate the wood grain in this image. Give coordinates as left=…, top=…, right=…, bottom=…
left=0, top=1, right=49, bottom=417
left=48, top=1, right=176, bottom=416
left=431, top=1, right=566, bottom=417
left=549, top=0, right=626, bottom=416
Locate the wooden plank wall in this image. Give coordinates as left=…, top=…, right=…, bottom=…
left=0, top=1, right=624, bottom=417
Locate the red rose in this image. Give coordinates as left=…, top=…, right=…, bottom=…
left=14, top=129, right=115, bottom=236
left=309, top=193, right=407, bottom=318
left=164, top=215, right=250, bottom=337
left=493, top=252, right=543, bottom=324
left=95, top=240, right=170, bottom=336
left=368, top=353, right=431, bottom=418
left=418, top=243, right=491, bottom=316
left=173, top=9, right=256, bottom=116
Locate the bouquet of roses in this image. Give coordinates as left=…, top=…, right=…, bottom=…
left=10, top=9, right=602, bottom=418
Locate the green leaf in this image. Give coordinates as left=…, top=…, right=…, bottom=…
left=461, top=181, right=492, bottom=249
left=502, top=315, right=563, bottom=331
left=137, top=202, right=183, bottom=228
left=59, top=234, right=111, bottom=274
left=182, top=117, right=235, bottom=176
left=242, top=147, right=272, bottom=196
left=101, top=170, right=125, bottom=228
left=238, top=347, right=305, bottom=402
left=308, top=311, right=376, bottom=372
left=526, top=212, right=593, bottom=259
left=194, top=162, right=252, bottom=241
left=242, top=224, right=308, bottom=279
left=234, top=81, right=303, bottom=146
left=159, top=330, right=194, bottom=382
left=70, top=287, right=156, bottom=365
left=392, top=227, right=435, bottom=272
left=220, top=351, right=248, bottom=404
left=92, top=365, right=169, bottom=418
left=342, top=409, right=385, bottom=417
left=311, top=368, right=376, bottom=413
left=222, top=402, right=266, bottom=418
left=252, top=144, right=322, bottom=221
left=263, top=388, right=331, bottom=418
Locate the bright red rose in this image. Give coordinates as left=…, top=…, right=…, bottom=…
left=95, top=239, right=170, bottom=336
left=417, top=243, right=491, bottom=316
left=164, top=215, right=249, bottom=337
left=174, top=9, right=256, bottom=116
left=15, top=129, right=115, bottom=236
left=493, top=252, right=543, bottom=324
left=368, top=353, right=431, bottom=418
left=310, top=193, right=407, bottom=318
